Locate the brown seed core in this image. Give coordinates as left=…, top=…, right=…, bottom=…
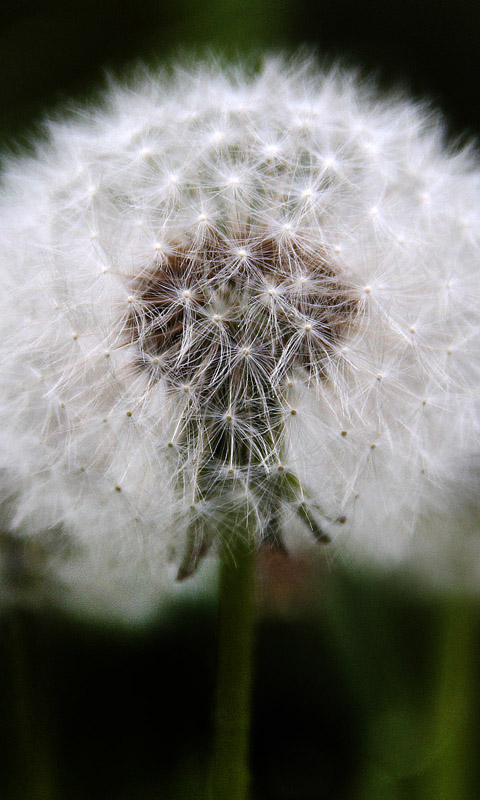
left=127, top=228, right=357, bottom=388
left=126, top=229, right=358, bottom=574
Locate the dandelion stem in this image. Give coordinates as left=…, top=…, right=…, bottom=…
left=208, top=524, right=257, bottom=800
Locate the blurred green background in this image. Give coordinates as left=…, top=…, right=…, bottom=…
left=1, top=1, right=480, bottom=798
left=2, top=0, right=480, bottom=142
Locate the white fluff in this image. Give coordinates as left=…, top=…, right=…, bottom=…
left=1, top=57, right=480, bottom=615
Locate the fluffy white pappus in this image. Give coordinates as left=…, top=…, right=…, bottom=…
left=1, top=56, right=480, bottom=611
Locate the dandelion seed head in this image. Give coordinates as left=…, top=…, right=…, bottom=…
left=1, top=56, right=480, bottom=614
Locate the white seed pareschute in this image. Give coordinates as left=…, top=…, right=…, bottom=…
left=1, top=57, right=480, bottom=616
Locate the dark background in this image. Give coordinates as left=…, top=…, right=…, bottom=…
left=1, top=2, right=480, bottom=799
left=1, top=0, right=480, bottom=144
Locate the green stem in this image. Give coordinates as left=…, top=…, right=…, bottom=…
left=421, top=598, right=478, bottom=800
left=208, top=532, right=257, bottom=800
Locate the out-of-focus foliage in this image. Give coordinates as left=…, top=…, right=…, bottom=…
left=0, top=569, right=478, bottom=799
left=1, top=0, right=480, bottom=143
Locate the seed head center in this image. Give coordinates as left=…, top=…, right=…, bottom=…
left=128, top=229, right=357, bottom=392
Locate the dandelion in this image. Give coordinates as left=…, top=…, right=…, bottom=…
left=1, top=55, right=480, bottom=799
left=1, top=58, right=479, bottom=597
